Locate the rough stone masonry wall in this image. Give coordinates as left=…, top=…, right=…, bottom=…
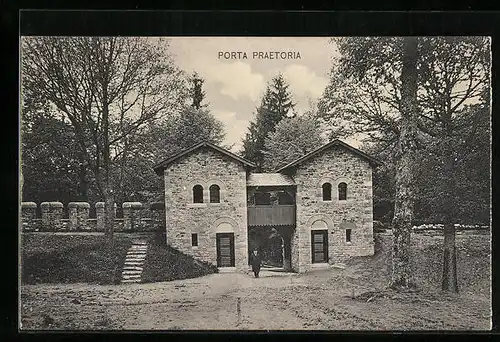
left=164, top=147, right=248, bottom=271
left=68, top=202, right=90, bottom=231
left=291, top=145, right=374, bottom=272
left=21, top=202, right=37, bottom=231
left=20, top=201, right=165, bottom=232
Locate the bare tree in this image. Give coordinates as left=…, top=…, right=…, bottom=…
left=21, top=37, right=186, bottom=239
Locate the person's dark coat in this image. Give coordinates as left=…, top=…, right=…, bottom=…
left=251, top=252, right=262, bottom=271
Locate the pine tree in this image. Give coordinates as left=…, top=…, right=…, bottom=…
left=262, top=113, right=325, bottom=171
left=190, top=71, right=206, bottom=110
left=241, top=74, right=295, bottom=170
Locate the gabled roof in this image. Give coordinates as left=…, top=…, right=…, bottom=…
left=276, top=139, right=382, bottom=172
left=247, top=173, right=295, bottom=187
left=153, top=141, right=256, bottom=176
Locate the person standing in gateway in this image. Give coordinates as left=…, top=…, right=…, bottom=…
left=250, top=249, right=262, bottom=278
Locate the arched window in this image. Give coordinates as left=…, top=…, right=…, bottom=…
left=193, top=185, right=204, bottom=203
left=338, top=182, right=347, bottom=201
left=209, top=184, right=220, bottom=203
left=322, top=183, right=332, bottom=201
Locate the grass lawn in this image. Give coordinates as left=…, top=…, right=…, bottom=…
left=21, top=232, right=218, bottom=286
left=21, top=233, right=132, bottom=285
left=349, top=230, right=491, bottom=295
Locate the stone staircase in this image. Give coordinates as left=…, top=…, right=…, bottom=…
left=121, top=240, right=148, bottom=284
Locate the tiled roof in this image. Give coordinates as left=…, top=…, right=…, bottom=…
left=247, top=173, right=295, bottom=187
left=153, top=141, right=256, bottom=175
left=276, top=139, right=382, bottom=172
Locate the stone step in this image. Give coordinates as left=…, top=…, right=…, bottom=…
left=122, top=279, right=141, bottom=284
left=122, top=270, right=141, bottom=274
left=122, top=274, right=141, bottom=280
left=121, top=243, right=148, bottom=283
left=122, top=271, right=142, bottom=275
left=124, top=261, right=144, bottom=265
left=122, top=278, right=141, bottom=282
left=122, top=273, right=142, bottom=278
left=125, top=255, right=146, bottom=261
left=125, top=261, right=145, bottom=265
left=122, top=277, right=141, bottom=282
left=122, top=271, right=141, bottom=275
left=123, top=266, right=144, bottom=271
left=122, top=275, right=141, bottom=280
left=126, top=252, right=146, bottom=255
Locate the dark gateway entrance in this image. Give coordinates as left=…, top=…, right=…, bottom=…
left=216, top=233, right=235, bottom=267
left=246, top=173, right=297, bottom=271
left=247, top=226, right=293, bottom=270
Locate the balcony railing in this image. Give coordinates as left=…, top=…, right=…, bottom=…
left=247, top=205, right=296, bottom=227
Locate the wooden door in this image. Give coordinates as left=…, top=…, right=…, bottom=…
left=311, top=230, right=328, bottom=263
left=216, top=233, right=235, bottom=267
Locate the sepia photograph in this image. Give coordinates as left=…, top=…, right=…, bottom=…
left=19, top=34, right=491, bottom=330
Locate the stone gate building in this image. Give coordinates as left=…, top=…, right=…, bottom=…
left=153, top=139, right=380, bottom=273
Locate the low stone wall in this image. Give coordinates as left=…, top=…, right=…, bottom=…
left=412, top=223, right=490, bottom=231
left=68, top=202, right=90, bottom=231
left=20, top=201, right=165, bottom=232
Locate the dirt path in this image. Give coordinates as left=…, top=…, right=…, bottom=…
left=20, top=266, right=491, bottom=330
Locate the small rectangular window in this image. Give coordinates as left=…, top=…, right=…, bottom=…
left=346, top=229, right=352, bottom=243
left=192, top=233, right=198, bottom=247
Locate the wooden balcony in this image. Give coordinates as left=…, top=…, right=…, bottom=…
left=247, top=205, right=296, bottom=227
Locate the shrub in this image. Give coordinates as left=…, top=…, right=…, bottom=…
left=141, top=237, right=218, bottom=283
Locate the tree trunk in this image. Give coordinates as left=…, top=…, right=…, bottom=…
left=390, top=37, right=418, bottom=289
left=77, top=159, right=89, bottom=201
left=441, top=120, right=459, bottom=292
left=101, top=64, right=114, bottom=241
left=442, top=220, right=459, bottom=292
left=103, top=184, right=115, bottom=241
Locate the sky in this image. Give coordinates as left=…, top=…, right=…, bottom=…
left=167, top=37, right=339, bottom=152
